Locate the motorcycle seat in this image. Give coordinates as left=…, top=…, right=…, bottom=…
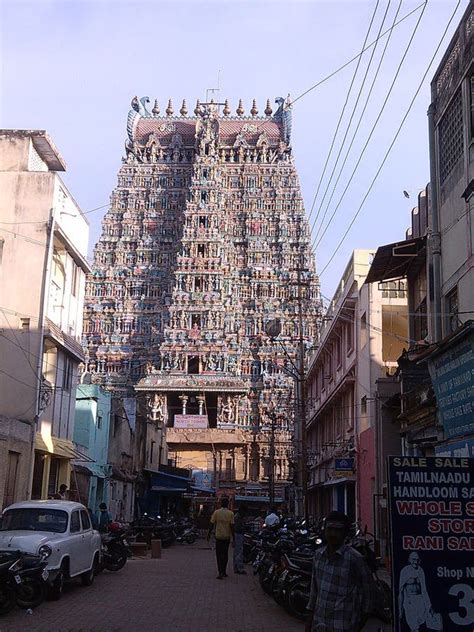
left=286, top=556, right=313, bottom=573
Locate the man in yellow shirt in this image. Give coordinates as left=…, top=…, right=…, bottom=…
left=207, top=497, right=235, bottom=579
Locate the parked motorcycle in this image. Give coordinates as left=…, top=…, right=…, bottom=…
left=248, top=516, right=392, bottom=624
left=0, top=551, right=48, bottom=614
left=132, top=514, right=176, bottom=548
left=175, top=521, right=198, bottom=545
left=100, top=522, right=131, bottom=572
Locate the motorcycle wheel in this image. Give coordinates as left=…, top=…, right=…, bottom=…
left=286, top=577, right=310, bottom=620
left=104, top=552, right=127, bottom=572
left=0, top=586, right=16, bottom=615
left=259, top=567, right=273, bottom=595
left=271, top=574, right=286, bottom=606
left=185, top=534, right=196, bottom=545
left=16, top=578, right=46, bottom=609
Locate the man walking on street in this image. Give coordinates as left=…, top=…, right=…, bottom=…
left=207, top=497, right=234, bottom=579
left=305, top=511, right=373, bottom=632
left=233, top=504, right=247, bottom=574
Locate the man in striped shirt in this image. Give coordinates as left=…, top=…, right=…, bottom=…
left=305, top=512, right=373, bottom=632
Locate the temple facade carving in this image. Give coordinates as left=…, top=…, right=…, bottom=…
left=83, top=96, right=320, bottom=498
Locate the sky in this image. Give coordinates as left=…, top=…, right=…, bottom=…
left=0, top=0, right=469, bottom=300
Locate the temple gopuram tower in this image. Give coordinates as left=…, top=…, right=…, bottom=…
left=83, top=95, right=320, bottom=505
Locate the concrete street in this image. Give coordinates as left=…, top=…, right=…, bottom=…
left=0, top=544, right=391, bottom=632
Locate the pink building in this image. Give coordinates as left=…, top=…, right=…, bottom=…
left=305, top=250, right=408, bottom=530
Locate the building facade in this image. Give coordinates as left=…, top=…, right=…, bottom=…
left=306, top=250, right=407, bottom=529
left=72, top=383, right=111, bottom=510
left=366, top=3, right=474, bottom=465
left=427, top=3, right=474, bottom=457
left=82, top=96, right=320, bottom=507
left=0, top=130, right=90, bottom=506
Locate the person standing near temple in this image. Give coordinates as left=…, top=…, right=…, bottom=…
left=207, top=497, right=234, bottom=579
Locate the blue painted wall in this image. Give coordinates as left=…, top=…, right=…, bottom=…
left=74, top=384, right=111, bottom=511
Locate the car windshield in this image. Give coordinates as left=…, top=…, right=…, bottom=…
left=1, top=508, right=68, bottom=534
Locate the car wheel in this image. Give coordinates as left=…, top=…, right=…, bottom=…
left=81, top=555, right=98, bottom=586
left=49, top=563, right=66, bottom=601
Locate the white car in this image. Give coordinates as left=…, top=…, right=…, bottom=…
left=0, top=500, right=101, bottom=599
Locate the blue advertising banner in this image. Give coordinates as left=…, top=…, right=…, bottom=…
left=428, top=333, right=474, bottom=439
left=435, top=438, right=474, bottom=458
left=388, top=456, right=474, bottom=632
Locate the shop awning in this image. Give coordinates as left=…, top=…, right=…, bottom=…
left=35, top=434, right=93, bottom=461
left=149, top=470, right=192, bottom=494
left=365, top=237, right=425, bottom=284
left=151, top=486, right=188, bottom=493
left=75, top=463, right=107, bottom=479
left=190, top=485, right=215, bottom=494
left=234, top=495, right=285, bottom=503
left=322, top=476, right=356, bottom=487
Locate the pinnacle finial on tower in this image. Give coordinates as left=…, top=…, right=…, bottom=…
left=236, top=99, right=244, bottom=116
left=180, top=99, right=188, bottom=116
left=251, top=99, right=258, bottom=116
left=194, top=99, right=201, bottom=115
left=152, top=99, right=160, bottom=116
left=166, top=99, right=174, bottom=116
left=264, top=99, right=273, bottom=116
left=223, top=99, right=230, bottom=116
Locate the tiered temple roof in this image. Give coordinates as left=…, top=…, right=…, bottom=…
left=83, top=95, right=320, bottom=488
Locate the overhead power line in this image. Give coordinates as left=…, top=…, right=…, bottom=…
left=318, top=0, right=462, bottom=278
left=310, top=0, right=396, bottom=239
left=291, top=1, right=427, bottom=105
left=313, top=0, right=402, bottom=243
left=0, top=202, right=111, bottom=226
left=314, top=0, right=428, bottom=251
left=307, top=0, right=382, bottom=231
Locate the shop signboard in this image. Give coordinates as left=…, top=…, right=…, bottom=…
left=192, top=470, right=213, bottom=488
left=428, top=333, right=474, bottom=439
left=435, top=438, right=474, bottom=458
left=387, top=456, right=474, bottom=631
left=174, top=414, right=208, bottom=429
left=334, top=458, right=354, bottom=477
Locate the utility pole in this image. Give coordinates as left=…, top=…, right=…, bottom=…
left=268, top=410, right=276, bottom=506
left=296, top=263, right=308, bottom=521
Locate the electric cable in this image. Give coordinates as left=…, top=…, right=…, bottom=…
left=1, top=308, right=39, bottom=378
left=307, top=0, right=382, bottom=231
left=318, top=0, right=462, bottom=277
left=312, top=0, right=402, bottom=243
left=314, top=0, right=429, bottom=251
left=291, top=1, right=426, bottom=105
left=0, top=203, right=111, bottom=226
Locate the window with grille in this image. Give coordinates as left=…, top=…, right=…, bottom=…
left=439, top=90, right=464, bottom=183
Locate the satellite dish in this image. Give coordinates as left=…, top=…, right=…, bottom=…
left=265, top=319, right=282, bottom=339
